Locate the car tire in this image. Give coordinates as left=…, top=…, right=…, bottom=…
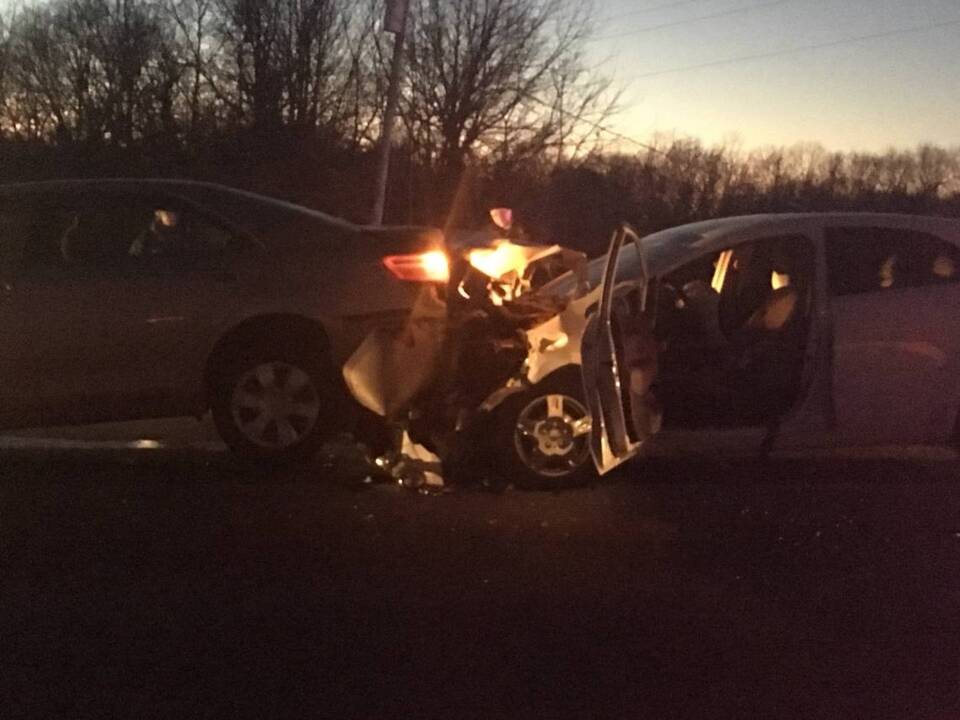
left=211, top=338, right=340, bottom=464
left=490, top=367, right=595, bottom=490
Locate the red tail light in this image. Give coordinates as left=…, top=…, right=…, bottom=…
left=383, top=251, right=450, bottom=283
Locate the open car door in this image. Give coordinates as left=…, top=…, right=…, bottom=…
left=581, top=224, right=662, bottom=474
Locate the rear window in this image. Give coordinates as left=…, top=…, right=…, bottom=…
left=825, top=226, right=960, bottom=296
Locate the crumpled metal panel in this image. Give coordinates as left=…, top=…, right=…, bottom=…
left=342, top=286, right=447, bottom=418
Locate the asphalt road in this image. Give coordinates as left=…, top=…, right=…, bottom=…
left=1, top=421, right=959, bottom=719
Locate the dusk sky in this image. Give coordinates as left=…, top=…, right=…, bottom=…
left=1, top=0, right=956, bottom=152
left=592, top=0, right=960, bottom=151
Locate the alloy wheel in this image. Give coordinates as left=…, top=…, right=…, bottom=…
left=230, top=361, right=321, bottom=449
left=514, top=393, right=592, bottom=478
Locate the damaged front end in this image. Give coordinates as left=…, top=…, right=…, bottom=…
left=342, top=231, right=591, bottom=488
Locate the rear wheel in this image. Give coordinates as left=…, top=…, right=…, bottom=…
left=491, top=369, right=594, bottom=490
left=211, top=340, right=339, bottom=463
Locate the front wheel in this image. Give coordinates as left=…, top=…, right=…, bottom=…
left=211, top=341, right=339, bottom=464
left=490, top=368, right=594, bottom=490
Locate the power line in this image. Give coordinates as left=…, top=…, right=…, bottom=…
left=577, top=17, right=960, bottom=152
left=624, top=16, right=960, bottom=80
left=526, top=17, right=960, bottom=155
left=593, top=0, right=799, bottom=42
left=576, top=117, right=666, bottom=155
left=597, top=0, right=716, bottom=26
left=522, top=92, right=666, bottom=156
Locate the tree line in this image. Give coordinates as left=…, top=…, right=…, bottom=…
left=511, top=139, right=960, bottom=254
left=0, top=0, right=606, bottom=168
left=0, top=0, right=957, bottom=254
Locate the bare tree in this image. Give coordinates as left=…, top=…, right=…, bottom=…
left=338, top=0, right=385, bottom=148
left=213, top=0, right=352, bottom=133
left=4, top=0, right=173, bottom=144
left=915, top=143, right=957, bottom=197
left=544, top=57, right=620, bottom=164
left=165, top=0, right=226, bottom=134
left=95, top=0, right=168, bottom=145
left=5, top=1, right=95, bottom=141
left=400, top=0, right=613, bottom=177
left=0, top=9, right=10, bottom=135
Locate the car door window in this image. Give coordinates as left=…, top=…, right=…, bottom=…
left=18, top=206, right=80, bottom=273
left=0, top=207, right=31, bottom=276
left=126, top=206, right=235, bottom=271
left=21, top=198, right=235, bottom=276
left=825, top=226, right=960, bottom=296
left=827, top=225, right=960, bottom=444
left=717, top=235, right=814, bottom=338
left=68, top=206, right=153, bottom=269
left=20, top=202, right=152, bottom=274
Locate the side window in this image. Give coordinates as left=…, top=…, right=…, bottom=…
left=19, top=206, right=82, bottom=272
left=21, top=198, right=235, bottom=274
left=22, top=202, right=156, bottom=272
left=68, top=206, right=154, bottom=269
left=0, top=208, right=33, bottom=275
left=663, top=250, right=723, bottom=289
left=825, top=226, right=960, bottom=296
left=584, top=243, right=647, bottom=290
left=127, top=205, right=235, bottom=270
left=719, top=235, right=814, bottom=334
left=614, top=243, right=645, bottom=284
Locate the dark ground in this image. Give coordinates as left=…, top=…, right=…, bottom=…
left=1, top=423, right=959, bottom=719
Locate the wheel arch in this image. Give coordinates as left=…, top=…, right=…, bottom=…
left=203, top=313, right=333, bottom=406
left=481, top=363, right=584, bottom=413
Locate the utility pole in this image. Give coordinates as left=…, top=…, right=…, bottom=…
left=369, top=0, right=409, bottom=226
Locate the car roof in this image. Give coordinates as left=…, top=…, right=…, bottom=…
left=641, top=212, right=960, bottom=275
left=0, top=178, right=360, bottom=234
left=544, top=212, right=960, bottom=297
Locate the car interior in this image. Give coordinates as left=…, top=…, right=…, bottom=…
left=643, top=235, right=816, bottom=430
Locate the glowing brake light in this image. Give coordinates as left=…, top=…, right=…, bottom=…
left=383, top=250, right=450, bottom=283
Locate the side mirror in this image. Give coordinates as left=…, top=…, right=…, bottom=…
left=489, top=208, right=513, bottom=231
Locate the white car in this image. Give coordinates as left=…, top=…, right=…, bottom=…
left=576, top=213, right=960, bottom=474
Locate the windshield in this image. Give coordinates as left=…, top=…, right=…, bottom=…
left=538, top=238, right=648, bottom=298
left=538, top=217, right=783, bottom=299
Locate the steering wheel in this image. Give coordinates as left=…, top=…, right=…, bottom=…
left=656, top=281, right=691, bottom=322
